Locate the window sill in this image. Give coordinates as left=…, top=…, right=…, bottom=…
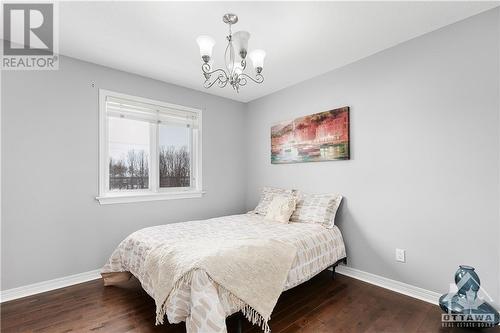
left=96, top=190, right=205, bottom=205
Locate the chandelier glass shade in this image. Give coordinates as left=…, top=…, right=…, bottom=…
left=196, top=13, right=265, bottom=92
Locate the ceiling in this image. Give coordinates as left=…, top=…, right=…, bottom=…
left=58, top=1, right=499, bottom=103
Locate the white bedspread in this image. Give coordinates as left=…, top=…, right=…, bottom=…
left=102, top=213, right=346, bottom=333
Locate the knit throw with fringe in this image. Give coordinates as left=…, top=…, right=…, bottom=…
left=144, top=238, right=297, bottom=333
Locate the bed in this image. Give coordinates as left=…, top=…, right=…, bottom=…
left=102, top=212, right=346, bottom=333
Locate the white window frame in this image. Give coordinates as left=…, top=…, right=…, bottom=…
left=96, top=89, right=203, bottom=204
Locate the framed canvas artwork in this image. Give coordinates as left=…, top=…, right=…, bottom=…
left=271, top=106, right=350, bottom=164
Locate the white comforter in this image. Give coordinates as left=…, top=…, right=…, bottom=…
left=102, top=213, right=346, bottom=333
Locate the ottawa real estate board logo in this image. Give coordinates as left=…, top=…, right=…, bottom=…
left=2, top=2, right=59, bottom=70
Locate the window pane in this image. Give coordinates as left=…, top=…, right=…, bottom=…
left=159, top=124, right=191, bottom=188
left=108, top=117, right=150, bottom=191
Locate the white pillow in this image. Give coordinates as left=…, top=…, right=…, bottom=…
left=290, top=193, right=342, bottom=228
left=253, top=187, right=295, bottom=215
left=265, top=196, right=297, bottom=223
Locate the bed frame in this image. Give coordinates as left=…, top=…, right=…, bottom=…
left=235, top=256, right=348, bottom=333
left=330, top=256, right=348, bottom=279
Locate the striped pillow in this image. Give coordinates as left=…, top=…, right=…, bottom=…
left=253, top=187, right=295, bottom=216
left=290, top=193, right=342, bottom=228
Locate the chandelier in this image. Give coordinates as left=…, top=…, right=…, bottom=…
left=196, top=13, right=266, bottom=93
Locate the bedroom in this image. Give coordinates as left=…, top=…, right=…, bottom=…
left=1, top=1, right=499, bottom=332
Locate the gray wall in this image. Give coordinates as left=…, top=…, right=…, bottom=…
left=245, top=8, right=500, bottom=302
left=1, top=56, right=247, bottom=289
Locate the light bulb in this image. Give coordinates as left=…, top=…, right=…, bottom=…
left=232, top=31, right=250, bottom=59
left=249, top=49, right=266, bottom=73
left=196, top=35, right=215, bottom=62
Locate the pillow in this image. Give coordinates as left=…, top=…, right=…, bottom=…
left=253, top=187, right=295, bottom=215
left=290, top=193, right=342, bottom=228
left=265, top=196, right=297, bottom=223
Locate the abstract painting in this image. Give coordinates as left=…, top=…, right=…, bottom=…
left=271, top=106, right=350, bottom=164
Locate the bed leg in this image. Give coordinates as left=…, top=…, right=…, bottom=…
left=331, top=257, right=347, bottom=280
left=237, top=315, right=243, bottom=333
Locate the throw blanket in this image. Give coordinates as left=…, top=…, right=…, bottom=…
left=145, top=238, right=296, bottom=333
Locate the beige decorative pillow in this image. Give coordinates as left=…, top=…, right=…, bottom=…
left=253, top=187, right=295, bottom=215
left=290, top=193, right=342, bottom=228
left=265, top=196, right=297, bottom=223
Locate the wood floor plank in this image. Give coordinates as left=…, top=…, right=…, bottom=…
left=2, top=272, right=499, bottom=333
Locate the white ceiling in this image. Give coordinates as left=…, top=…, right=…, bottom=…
left=59, top=1, right=499, bottom=103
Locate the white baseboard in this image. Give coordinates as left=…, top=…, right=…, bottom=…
left=336, top=265, right=441, bottom=305
left=1, top=265, right=441, bottom=305
left=1, top=269, right=101, bottom=303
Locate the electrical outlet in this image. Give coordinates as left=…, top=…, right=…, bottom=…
left=396, top=248, right=406, bottom=263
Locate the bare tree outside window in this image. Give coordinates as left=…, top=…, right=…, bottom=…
left=159, top=124, right=191, bottom=188
left=109, top=140, right=190, bottom=191
left=109, top=150, right=149, bottom=190
left=108, top=116, right=150, bottom=191
left=159, top=146, right=190, bottom=187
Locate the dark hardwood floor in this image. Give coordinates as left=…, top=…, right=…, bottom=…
left=1, top=271, right=498, bottom=333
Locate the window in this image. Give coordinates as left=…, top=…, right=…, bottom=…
left=97, top=90, right=202, bottom=204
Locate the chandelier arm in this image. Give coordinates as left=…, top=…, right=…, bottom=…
left=201, top=63, right=229, bottom=77
left=204, top=76, right=224, bottom=89
left=217, top=77, right=229, bottom=88
left=238, top=73, right=264, bottom=84
left=201, top=62, right=211, bottom=74
left=202, top=67, right=228, bottom=78
left=204, top=75, right=227, bottom=89
left=237, top=75, right=248, bottom=87
left=203, top=68, right=229, bottom=89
